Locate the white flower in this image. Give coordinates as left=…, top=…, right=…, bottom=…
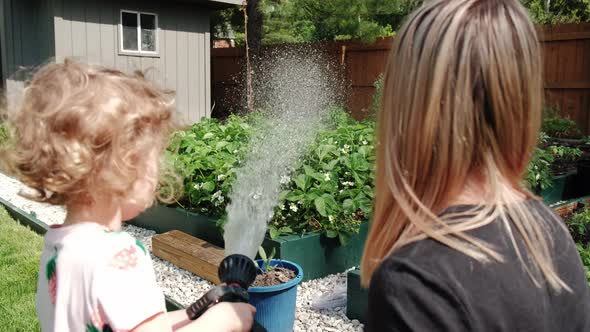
left=217, top=174, right=226, bottom=181
left=340, top=148, right=348, bottom=154
left=233, top=150, right=238, bottom=154
left=339, top=189, right=344, bottom=194
left=193, top=183, right=202, bottom=190
left=345, top=172, right=350, bottom=175
left=328, top=215, right=335, bottom=222
left=362, top=140, right=368, bottom=145
left=252, top=193, right=261, bottom=200
left=280, top=175, right=291, bottom=184
left=342, top=181, right=354, bottom=187
left=213, top=192, right=225, bottom=206
left=324, top=173, right=331, bottom=181
left=344, top=144, right=350, bottom=149
left=290, top=204, right=298, bottom=212
left=281, top=204, right=286, bottom=210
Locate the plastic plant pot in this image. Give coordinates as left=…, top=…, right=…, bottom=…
left=249, top=259, right=304, bottom=332
left=541, top=170, right=577, bottom=204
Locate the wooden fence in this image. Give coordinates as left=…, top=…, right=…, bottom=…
left=212, top=23, right=590, bottom=134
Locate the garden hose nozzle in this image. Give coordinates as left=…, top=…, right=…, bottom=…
left=186, top=254, right=267, bottom=332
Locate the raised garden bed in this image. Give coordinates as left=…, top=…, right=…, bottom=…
left=131, top=204, right=369, bottom=281
left=346, top=268, right=368, bottom=323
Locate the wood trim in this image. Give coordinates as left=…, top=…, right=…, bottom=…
left=539, top=31, right=590, bottom=42
left=152, top=230, right=223, bottom=284
left=545, top=82, right=590, bottom=89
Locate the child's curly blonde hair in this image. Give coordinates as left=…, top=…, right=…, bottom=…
left=1, top=59, right=178, bottom=206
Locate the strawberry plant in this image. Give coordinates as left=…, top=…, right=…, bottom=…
left=270, top=111, right=375, bottom=245
left=165, top=109, right=375, bottom=245
left=166, top=114, right=257, bottom=217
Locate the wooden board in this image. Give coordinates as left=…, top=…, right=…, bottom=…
left=152, top=230, right=224, bottom=284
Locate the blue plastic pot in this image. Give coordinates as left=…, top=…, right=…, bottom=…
left=249, top=259, right=304, bottom=332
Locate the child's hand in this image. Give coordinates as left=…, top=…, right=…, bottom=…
left=199, top=302, right=256, bottom=332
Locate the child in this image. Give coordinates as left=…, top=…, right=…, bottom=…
left=361, top=0, right=590, bottom=331
left=2, top=60, right=255, bottom=332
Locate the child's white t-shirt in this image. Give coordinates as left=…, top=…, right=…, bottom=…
left=36, top=222, right=166, bottom=332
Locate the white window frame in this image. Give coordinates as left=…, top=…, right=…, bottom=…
left=119, top=9, right=159, bottom=56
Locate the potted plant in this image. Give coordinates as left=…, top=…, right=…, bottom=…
left=542, top=145, right=582, bottom=203
left=249, top=247, right=304, bottom=332
left=525, top=131, right=583, bottom=204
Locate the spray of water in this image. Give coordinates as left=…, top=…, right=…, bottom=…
left=223, top=49, right=342, bottom=259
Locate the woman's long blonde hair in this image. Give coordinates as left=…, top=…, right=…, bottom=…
left=361, top=0, right=569, bottom=291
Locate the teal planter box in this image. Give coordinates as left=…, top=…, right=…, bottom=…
left=130, top=204, right=369, bottom=281
left=130, top=204, right=225, bottom=247
left=541, top=171, right=577, bottom=204
left=346, top=268, right=368, bottom=323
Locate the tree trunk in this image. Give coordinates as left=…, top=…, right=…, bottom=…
left=246, top=0, right=263, bottom=58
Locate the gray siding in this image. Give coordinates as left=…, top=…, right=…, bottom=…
left=0, top=0, right=55, bottom=81
left=52, top=0, right=212, bottom=124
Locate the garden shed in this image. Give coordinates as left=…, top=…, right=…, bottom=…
left=0, top=0, right=240, bottom=124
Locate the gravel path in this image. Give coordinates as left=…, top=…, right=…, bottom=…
left=0, top=172, right=363, bottom=331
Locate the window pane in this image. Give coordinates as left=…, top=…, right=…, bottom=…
left=141, top=14, right=156, bottom=52
left=122, top=12, right=138, bottom=51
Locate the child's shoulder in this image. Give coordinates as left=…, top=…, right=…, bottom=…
left=50, top=223, right=148, bottom=272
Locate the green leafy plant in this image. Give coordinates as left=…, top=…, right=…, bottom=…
left=576, top=243, right=590, bottom=286
left=542, top=108, right=582, bottom=139
left=258, top=246, right=277, bottom=273
left=269, top=110, right=375, bottom=245
left=548, top=145, right=583, bottom=162
left=166, top=109, right=374, bottom=245
left=568, top=207, right=590, bottom=243
left=0, top=123, right=8, bottom=147
left=525, top=146, right=554, bottom=192
left=165, top=115, right=256, bottom=217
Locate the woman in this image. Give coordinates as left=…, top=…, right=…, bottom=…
left=361, top=0, right=590, bottom=331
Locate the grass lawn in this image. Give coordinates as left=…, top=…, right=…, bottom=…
left=0, top=206, right=42, bottom=331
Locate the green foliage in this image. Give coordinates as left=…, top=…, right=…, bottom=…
left=525, top=145, right=554, bottom=192
left=569, top=207, right=590, bottom=241
left=167, top=109, right=374, bottom=245
left=548, top=145, right=583, bottom=163
left=270, top=0, right=409, bottom=43
left=269, top=111, right=375, bottom=244
left=166, top=115, right=256, bottom=217
left=257, top=246, right=276, bottom=272
left=576, top=243, right=590, bottom=286
left=0, top=123, right=8, bottom=147
left=521, top=0, right=590, bottom=24
left=212, top=0, right=418, bottom=44
left=542, top=108, right=582, bottom=139
left=213, top=1, right=590, bottom=46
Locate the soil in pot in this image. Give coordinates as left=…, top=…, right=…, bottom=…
left=252, top=267, right=296, bottom=287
